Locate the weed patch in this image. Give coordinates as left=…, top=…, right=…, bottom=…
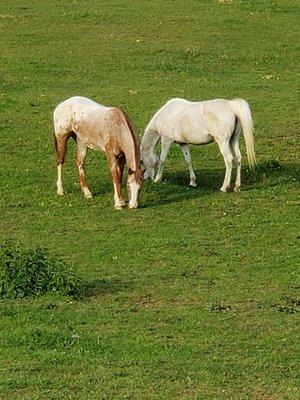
left=0, top=240, right=83, bottom=299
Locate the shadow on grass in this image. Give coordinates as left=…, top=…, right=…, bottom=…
left=82, top=160, right=298, bottom=206
left=139, top=160, right=299, bottom=208
left=84, top=278, right=133, bottom=297
left=90, top=181, right=114, bottom=197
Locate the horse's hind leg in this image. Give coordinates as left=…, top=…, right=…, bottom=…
left=230, top=131, right=242, bottom=192
left=154, top=136, right=173, bottom=183
left=76, top=138, right=92, bottom=199
left=54, top=133, right=69, bottom=196
left=217, top=140, right=234, bottom=192
left=180, top=144, right=197, bottom=187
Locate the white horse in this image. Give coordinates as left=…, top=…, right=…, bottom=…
left=140, top=98, right=256, bottom=192
left=53, top=96, right=143, bottom=209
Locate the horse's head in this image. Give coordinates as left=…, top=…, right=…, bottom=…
left=126, top=168, right=143, bottom=209
left=140, top=147, right=158, bottom=181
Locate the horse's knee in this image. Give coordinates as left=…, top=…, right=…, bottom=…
left=225, top=154, right=234, bottom=166
left=56, top=154, right=65, bottom=165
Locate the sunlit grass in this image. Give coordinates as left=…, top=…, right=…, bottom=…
left=0, top=1, right=299, bottom=399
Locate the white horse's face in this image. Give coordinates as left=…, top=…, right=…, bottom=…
left=127, top=169, right=143, bottom=209
left=140, top=151, right=158, bottom=181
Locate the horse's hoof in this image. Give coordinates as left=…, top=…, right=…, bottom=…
left=57, top=191, right=64, bottom=196
left=83, top=188, right=93, bottom=198
left=190, top=181, right=197, bottom=187
left=114, top=205, right=124, bottom=210
left=234, top=186, right=240, bottom=193
left=220, top=187, right=228, bottom=193
left=154, top=176, right=161, bottom=183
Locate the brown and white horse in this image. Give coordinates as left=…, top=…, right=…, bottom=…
left=53, top=96, right=143, bottom=209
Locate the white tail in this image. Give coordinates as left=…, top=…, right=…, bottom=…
left=229, top=99, right=256, bottom=169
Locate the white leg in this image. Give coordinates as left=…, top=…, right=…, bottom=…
left=57, top=164, right=64, bottom=195
left=218, top=141, right=234, bottom=192
left=154, top=136, right=173, bottom=182
left=55, top=134, right=68, bottom=196
left=113, top=183, right=125, bottom=209
left=180, top=144, right=197, bottom=187
left=230, top=136, right=242, bottom=192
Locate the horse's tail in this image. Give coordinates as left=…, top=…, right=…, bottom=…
left=229, top=98, right=256, bottom=170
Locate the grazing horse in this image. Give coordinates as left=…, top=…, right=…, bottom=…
left=141, top=98, right=256, bottom=192
left=53, top=96, right=143, bottom=209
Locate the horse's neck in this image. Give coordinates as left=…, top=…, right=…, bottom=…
left=119, top=123, right=140, bottom=171
left=107, top=108, right=139, bottom=171
left=141, top=128, right=160, bottom=151
left=123, top=139, right=139, bottom=171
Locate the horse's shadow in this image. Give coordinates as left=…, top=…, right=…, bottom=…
left=89, top=160, right=298, bottom=207
left=139, top=160, right=299, bottom=208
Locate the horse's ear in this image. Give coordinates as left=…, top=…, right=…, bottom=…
left=128, top=168, right=134, bottom=175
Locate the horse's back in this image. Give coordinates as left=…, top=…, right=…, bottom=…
left=149, top=98, right=193, bottom=130
left=54, top=96, right=106, bottom=118
left=202, top=99, right=237, bottom=129
left=54, top=96, right=107, bottom=136
left=148, top=97, right=237, bottom=144
left=164, top=98, right=233, bottom=117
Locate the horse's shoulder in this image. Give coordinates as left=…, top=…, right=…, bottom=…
left=106, top=106, right=125, bottom=122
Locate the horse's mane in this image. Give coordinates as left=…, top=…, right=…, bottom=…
left=119, top=109, right=140, bottom=166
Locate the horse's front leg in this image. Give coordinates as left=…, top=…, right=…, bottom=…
left=154, top=136, right=173, bottom=182
left=117, top=154, right=126, bottom=207
left=76, top=138, right=93, bottom=198
left=180, top=143, right=197, bottom=187
left=107, top=153, right=126, bottom=209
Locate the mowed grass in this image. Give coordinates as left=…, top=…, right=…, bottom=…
left=0, top=0, right=299, bottom=399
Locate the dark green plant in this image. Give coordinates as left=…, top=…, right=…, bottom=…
left=0, top=241, right=83, bottom=299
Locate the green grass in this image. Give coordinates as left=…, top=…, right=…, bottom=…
left=0, top=0, right=299, bottom=399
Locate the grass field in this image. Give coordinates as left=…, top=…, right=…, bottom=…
left=0, top=0, right=299, bottom=399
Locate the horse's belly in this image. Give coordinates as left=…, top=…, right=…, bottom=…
left=74, top=115, right=107, bottom=152
left=175, top=129, right=213, bottom=145
left=191, top=133, right=214, bottom=145
left=77, top=131, right=106, bottom=152
left=85, top=140, right=104, bottom=151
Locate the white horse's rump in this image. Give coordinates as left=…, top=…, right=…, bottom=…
left=141, top=98, right=255, bottom=192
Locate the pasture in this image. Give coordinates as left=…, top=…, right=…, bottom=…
left=0, top=0, right=299, bottom=399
